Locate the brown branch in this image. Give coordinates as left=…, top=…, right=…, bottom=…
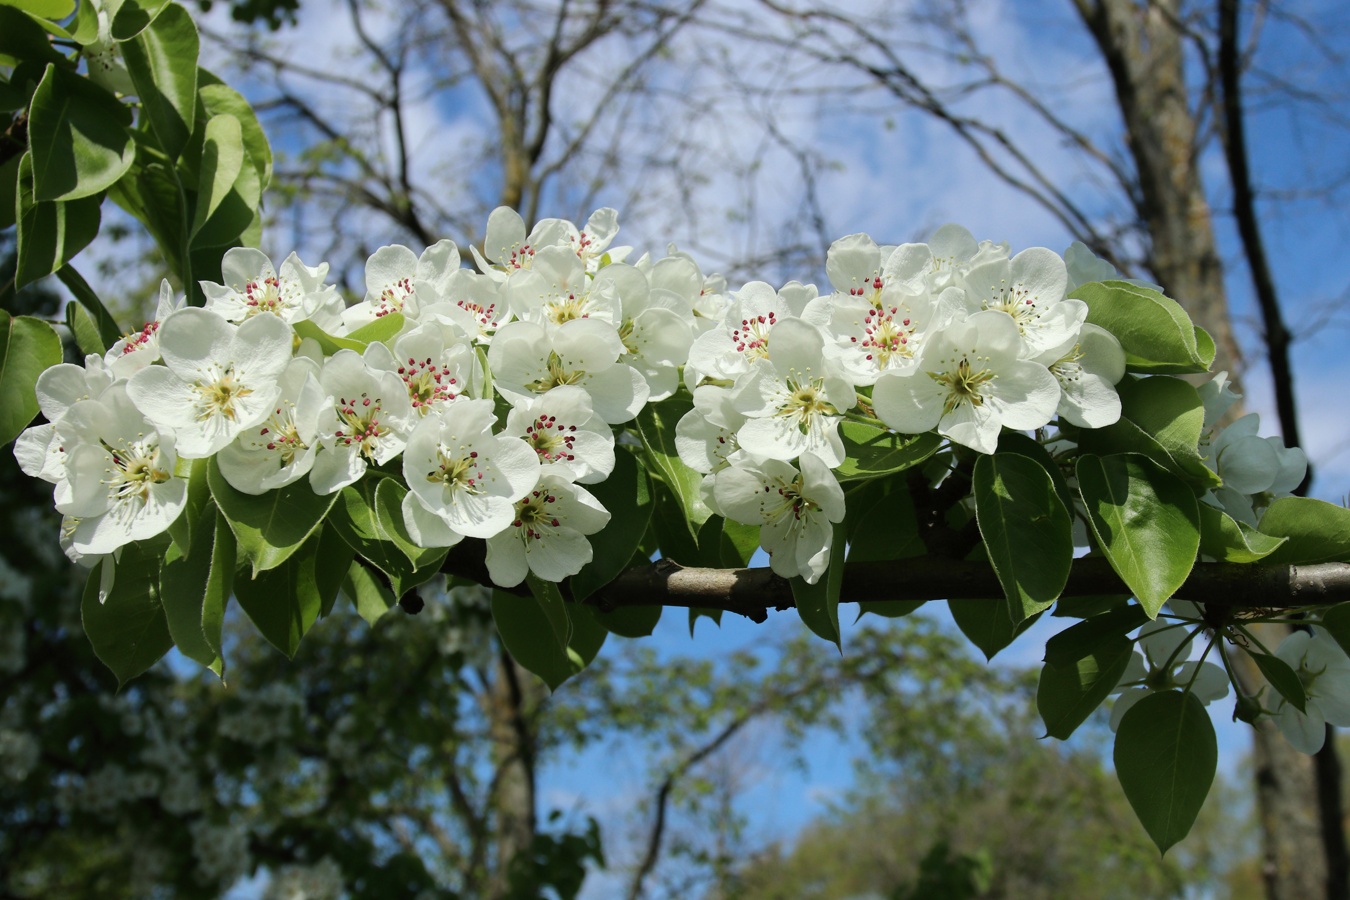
left=572, top=558, right=1350, bottom=619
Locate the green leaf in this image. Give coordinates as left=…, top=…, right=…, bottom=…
left=569, top=448, right=652, bottom=601
left=0, top=0, right=75, bottom=20
left=0, top=7, right=65, bottom=74
left=327, top=476, right=446, bottom=599
left=56, top=264, right=123, bottom=353
left=343, top=562, right=396, bottom=626
left=207, top=457, right=338, bottom=575
left=973, top=452, right=1073, bottom=622
left=791, top=521, right=847, bottom=651
left=109, top=0, right=171, bottom=40
left=1079, top=377, right=1219, bottom=490
left=0, top=312, right=62, bottom=446
left=198, top=71, right=272, bottom=187
left=846, top=480, right=926, bottom=619
left=1248, top=651, right=1307, bottom=714
left=159, top=505, right=233, bottom=676
left=1198, top=504, right=1287, bottom=563
left=63, top=298, right=104, bottom=356
left=996, top=431, right=1074, bottom=512
left=688, top=607, right=722, bottom=636
left=233, top=528, right=334, bottom=657
left=835, top=421, right=941, bottom=481
left=28, top=63, right=134, bottom=201
left=1044, top=602, right=1149, bottom=666
left=1037, top=633, right=1133, bottom=740
left=634, top=394, right=709, bottom=536
left=949, top=597, right=1041, bottom=661
left=492, top=576, right=607, bottom=691
left=80, top=543, right=174, bottom=686
left=1072, top=280, right=1213, bottom=374
left=15, top=152, right=102, bottom=288
left=292, top=316, right=405, bottom=356
left=1076, top=453, right=1200, bottom=618
left=0, top=153, right=18, bottom=230
left=105, top=158, right=186, bottom=282
left=589, top=603, right=662, bottom=638
left=121, top=2, right=198, bottom=162
left=1258, top=497, right=1350, bottom=565
left=190, top=114, right=246, bottom=240
left=1114, top=690, right=1218, bottom=854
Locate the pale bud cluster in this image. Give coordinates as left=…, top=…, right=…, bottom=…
left=15, top=208, right=1129, bottom=587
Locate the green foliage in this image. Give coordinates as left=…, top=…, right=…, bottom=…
left=1114, top=691, right=1218, bottom=854
left=0, top=311, right=61, bottom=444
left=1076, top=453, right=1200, bottom=618
left=1071, top=280, right=1215, bottom=374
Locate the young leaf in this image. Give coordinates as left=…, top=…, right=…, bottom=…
left=109, top=0, right=171, bottom=40
left=208, top=458, right=338, bottom=575
left=973, top=452, right=1073, bottom=622
left=1077, top=377, right=1219, bottom=490
left=327, top=475, right=446, bottom=598
left=343, top=561, right=396, bottom=626
left=198, top=71, right=272, bottom=186
left=792, top=521, right=847, bottom=651
left=80, top=543, right=174, bottom=687
left=28, top=63, right=134, bottom=201
left=492, top=577, right=606, bottom=691
left=1076, top=453, right=1200, bottom=618
left=1044, top=602, right=1149, bottom=666
left=63, top=298, right=104, bottom=357
left=1114, top=690, right=1218, bottom=854
left=0, top=312, right=62, bottom=446
left=1037, top=633, right=1133, bottom=739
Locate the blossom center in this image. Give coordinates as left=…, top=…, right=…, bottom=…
left=428, top=446, right=484, bottom=494
left=333, top=393, right=387, bottom=460
left=526, top=352, right=586, bottom=393
left=244, top=275, right=298, bottom=317
left=511, top=489, right=559, bottom=540
left=984, top=282, right=1041, bottom=333
left=931, top=356, right=995, bottom=415
left=256, top=404, right=308, bottom=466
left=776, top=373, right=838, bottom=435
left=397, top=357, right=458, bottom=413
left=102, top=437, right=171, bottom=503
left=195, top=367, right=254, bottom=422
left=377, top=277, right=414, bottom=317
left=731, top=313, right=777, bottom=360
left=524, top=414, right=578, bottom=463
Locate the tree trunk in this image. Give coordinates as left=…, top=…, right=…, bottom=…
left=1077, top=3, right=1336, bottom=897
left=485, top=643, right=540, bottom=898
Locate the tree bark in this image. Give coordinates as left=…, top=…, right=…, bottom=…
left=484, top=643, right=540, bottom=898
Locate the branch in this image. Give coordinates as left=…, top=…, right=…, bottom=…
left=574, top=558, right=1350, bottom=619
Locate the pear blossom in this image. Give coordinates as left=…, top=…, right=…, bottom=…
left=645, top=250, right=727, bottom=332
left=922, top=224, right=1008, bottom=293
left=201, top=248, right=341, bottom=328
left=687, top=282, right=800, bottom=384
left=363, top=321, right=479, bottom=416
left=502, top=243, right=621, bottom=327
left=1035, top=322, right=1126, bottom=428
left=1109, top=616, right=1229, bottom=731
left=562, top=207, right=624, bottom=271
left=14, top=355, right=116, bottom=484
left=962, top=247, right=1086, bottom=358
left=1204, top=412, right=1307, bottom=525
left=732, top=318, right=854, bottom=467
left=423, top=270, right=512, bottom=343
left=400, top=399, right=540, bottom=542
left=484, top=473, right=611, bottom=587
left=83, top=0, right=136, bottom=95
left=676, top=385, right=747, bottom=475
left=216, top=358, right=329, bottom=495
left=127, top=308, right=295, bottom=459
left=1271, top=630, right=1350, bottom=754
left=52, top=384, right=187, bottom=556
left=599, top=262, right=694, bottom=401
left=500, top=386, right=615, bottom=484
left=470, top=207, right=570, bottom=281
left=713, top=453, right=845, bottom=584
left=489, top=319, right=648, bottom=424
left=872, top=310, right=1060, bottom=455
left=341, top=240, right=462, bottom=331
left=104, top=280, right=186, bottom=378
left=309, top=349, right=416, bottom=494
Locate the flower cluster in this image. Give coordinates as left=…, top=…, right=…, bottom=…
left=14, top=209, right=1132, bottom=588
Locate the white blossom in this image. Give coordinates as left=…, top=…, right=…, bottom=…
left=1272, top=630, right=1350, bottom=754
left=484, top=473, right=611, bottom=587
